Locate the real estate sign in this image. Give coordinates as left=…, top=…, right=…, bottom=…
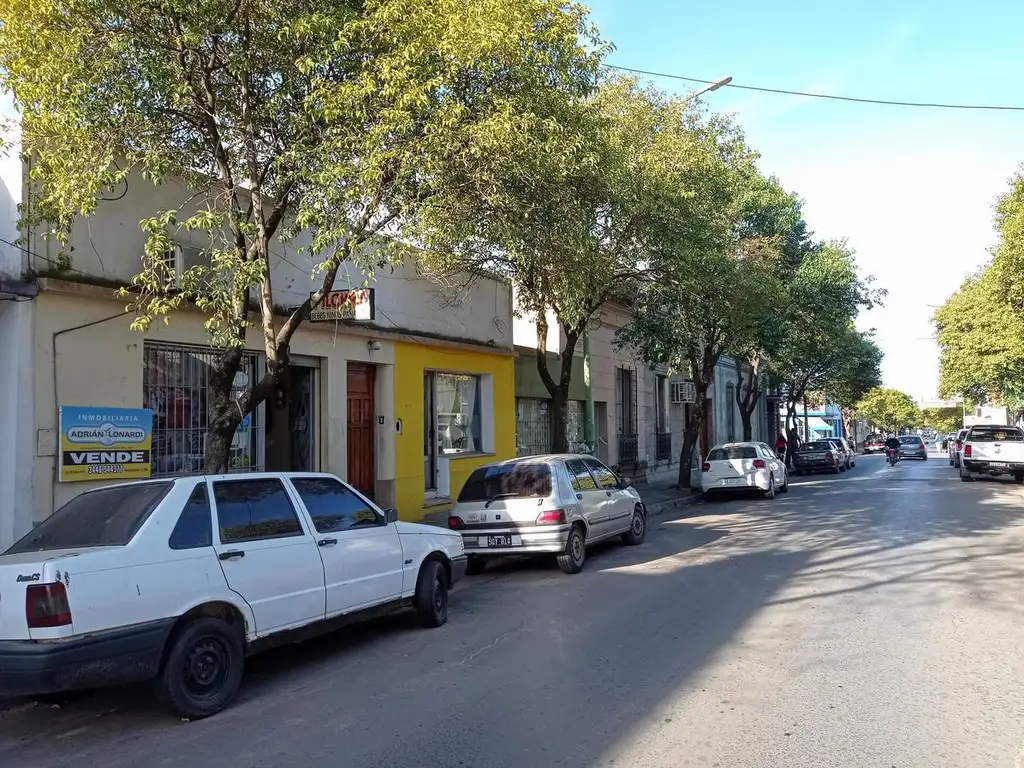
left=58, top=406, right=154, bottom=482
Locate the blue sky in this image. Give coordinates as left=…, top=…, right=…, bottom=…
left=585, top=0, right=1024, bottom=400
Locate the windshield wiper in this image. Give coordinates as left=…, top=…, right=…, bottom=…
left=484, top=492, right=519, bottom=508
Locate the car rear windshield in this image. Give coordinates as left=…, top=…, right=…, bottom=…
left=865, top=434, right=883, bottom=442
left=899, top=436, right=923, bottom=444
left=5, top=481, right=172, bottom=554
left=458, top=462, right=553, bottom=503
left=707, top=446, right=758, bottom=460
left=968, top=426, right=1024, bottom=442
left=799, top=441, right=834, bottom=452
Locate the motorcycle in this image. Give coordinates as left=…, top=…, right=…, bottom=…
left=887, top=448, right=899, bottom=467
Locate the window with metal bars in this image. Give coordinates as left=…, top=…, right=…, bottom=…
left=616, top=367, right=638, bottom=463
left=143, top=342, right=263, bottom=477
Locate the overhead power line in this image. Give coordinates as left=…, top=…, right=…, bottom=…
left=605, top=64, right=1024, bottom=112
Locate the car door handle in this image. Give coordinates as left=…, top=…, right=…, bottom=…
left=605, top=490, right=612, bottom=497
left=317, top=538, right=338, bottom=547
left=218, top=550, right=245, bottom=561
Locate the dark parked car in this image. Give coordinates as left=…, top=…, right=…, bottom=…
left=793, top=440, right=844, bottom=475
left=898, top=434, right=928, bottom=460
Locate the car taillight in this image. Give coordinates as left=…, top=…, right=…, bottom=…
left=702, top=462, right=711, bottom=472
left=447, top=516, right=465, bottom=530
left=963, top=445, right=972, bottom=458
left=536, top=509, right=567, bottom=525
left=752, top=459, right=766, bottom=469
left=25, top=582, right=72, bottom=629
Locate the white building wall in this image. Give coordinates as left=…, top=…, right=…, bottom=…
left=0, top=93, right=22, bottom=280
left=0, top=299, right=35, bottom=550
left=27, top=169, right=513, bottom=350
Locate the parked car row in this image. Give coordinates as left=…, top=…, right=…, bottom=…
left=699, top=434, right=861, bottom=501
left=792, top=436, right=858, bottom=475
left=953, top=424, right=1024, bottom=482
left=0, top=454, right=650, bottom=720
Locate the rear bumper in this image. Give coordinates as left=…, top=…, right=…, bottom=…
left=461, top=525, right=570, bottom=556
left=0, top=619, right=173, bottom=697
left=701, top=476, right=770, bottom=493
left=794, top=461, right=838, bottom=472
left=962, top=460, right=1024, bottom=475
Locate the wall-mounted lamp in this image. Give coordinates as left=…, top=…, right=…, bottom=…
left=367, top=339, right=381, bottom=352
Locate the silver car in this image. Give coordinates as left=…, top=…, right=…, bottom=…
left=447, top=454, right=647, bottom=575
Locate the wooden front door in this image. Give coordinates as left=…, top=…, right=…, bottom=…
left=347, top=363, right=376, bottom=500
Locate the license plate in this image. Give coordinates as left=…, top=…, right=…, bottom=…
left=723, top=478, right=746, bottom=486
left=486, top=535, right=513, bottom=547
left=989, top=462, right=1009, bottom=468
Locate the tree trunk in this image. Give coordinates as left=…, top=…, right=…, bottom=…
left=534, top=312, right=583, bottom=454
left=677, top=353, right=716, bottom=489
left=735, top=360, right=761, bottom=442
left=203, top=347, right=246, bottom=474
left=677, top=417, right=699, bottom=489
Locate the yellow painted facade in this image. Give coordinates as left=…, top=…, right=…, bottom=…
left=393, top=340, right=516, bottom=521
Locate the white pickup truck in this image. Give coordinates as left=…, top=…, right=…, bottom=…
left=959, top=425, right=1024, bottom=482
left=0, top=472, right=466, bottom=719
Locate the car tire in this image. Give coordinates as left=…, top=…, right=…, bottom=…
left=622, top=505, right=647, bottom=546
left=960, top=469, right=972, bottom=482
left=414, top=559, right=449, bottom=628
left=923, top=455, right=928, bottom=461
left=154, top=617, right=245, bottom=720
left=831, top=464, right=841, bottom=474
left=778, top=473, right=789, bottom=493
left=764, top=473, right=776, bottom=499
left=465, top=556, right=487, bottom=576
left=557, top=524, right=587, bottom=574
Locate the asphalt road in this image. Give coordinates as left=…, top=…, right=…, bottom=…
left=3, top=448, right=1024, bottom=768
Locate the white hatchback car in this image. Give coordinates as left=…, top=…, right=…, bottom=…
left=701, top=441, right=789, bottom=498
left=0, top=472, right=466, bottom=719
left=447, top=455, right=647, bottom=575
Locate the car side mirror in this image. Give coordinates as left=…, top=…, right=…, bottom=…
left=618, top=476, right=632, bottom=489
left=382, top=507, right=399, bottom=524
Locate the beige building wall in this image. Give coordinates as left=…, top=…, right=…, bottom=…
left=32, top=281, right=400, bottom=524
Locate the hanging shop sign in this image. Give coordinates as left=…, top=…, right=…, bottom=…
left=308, top=288, right=375, bottom=322
left=58, top=406, right=154, bottom=482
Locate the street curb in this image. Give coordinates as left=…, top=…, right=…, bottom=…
left=645, top=491, right=704, bottom=518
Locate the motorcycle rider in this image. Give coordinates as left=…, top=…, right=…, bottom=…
left=884, top=433, right=901, bottom=463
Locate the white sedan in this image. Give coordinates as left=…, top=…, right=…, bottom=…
left=700, top=441, right=789, bottom=499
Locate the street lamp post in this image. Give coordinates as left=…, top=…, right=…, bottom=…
left=683, top=76, right=733, bottom=104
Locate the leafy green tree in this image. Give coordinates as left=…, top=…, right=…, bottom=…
left=424, top=76, right=734, bottom=452
left=919, top=407, right=963, bottom=435
left=855, top=388, right=920, bottom=434
left=934, top=266, right=1024, bottom=413
left=823, top=332, right=883, bottom=437
left=619, top=126, right=796, bottom=486
left=766, top=241, right=881, bottom=445
left=0, top=0, right=601, bottom=470
left=731, top=177, right=809, bottom=440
